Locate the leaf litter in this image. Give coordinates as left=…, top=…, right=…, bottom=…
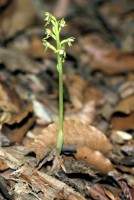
left=0, top=0, right=134, bottom=199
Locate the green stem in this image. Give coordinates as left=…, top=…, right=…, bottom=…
left=57, top=56, right=64, bottom=153
left=56, top=24, right=64, bottom=153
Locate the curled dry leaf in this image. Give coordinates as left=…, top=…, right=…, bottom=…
left=26, top=35, right=46, bottom=58
left=29, top=120, right=112, bottom=163
left=65, top=74, right=86, bottom=109
left=88, top=184, right=110, bottom=200
left=88, top=184, right=120, bottom=200
left=0, top=47, right=44, bottom=73
left=80, top=38, right=134, bottom=74
left=112, top=112, right=134, bottom=131
left=75, top=146, right=114, bottom=174
left=0, top=101, right=18, bottom=125
left=0, top=0, right=37, bottom=41
left=0, top=80, right=23, bottom=110
left=83, top=86, right=104, bottom=106
left=0, top=158, right=9, bottom=171
left=114, top=95, right=134, bottom=115
left=65, top=101, right=96, bottom=125
left=2, top=102, right=35, bottom=143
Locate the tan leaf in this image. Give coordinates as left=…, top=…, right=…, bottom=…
left=2, top=102, right=35, bottom=143
left=75, top=146, right=114, bottom=174
left=29, top=120, right=112, bottom=160
left=26, top=35, right=46, bottom=58
left=0, top=80, right=23, bottom=110
left=112, top=112, right=134, bottom=131
left=84, top=86, right=104, bottom=106
left=0, top=158, right=9, bottom=171
left=0, top=101, right=18, bottom=124
left=0, top=0, right=37, bottom=41
left=65, top=101, right=96, bottom=125
left=65, top=74, right=86, bottom=109
left=0, top=47, right=44, bottom=73
left=80, top=38, right=134, bottom=74
left=90, top=184, right=121, bottom=200
left=114, top=95, right=134, bottom=114
left=88, top=184, right=110, bottom=200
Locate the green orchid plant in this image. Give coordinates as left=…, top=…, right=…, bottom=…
left=42, top=12, right=75, bottom=153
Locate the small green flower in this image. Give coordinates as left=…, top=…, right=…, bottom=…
left=45, top=29, right=51, bottom=37
left=68, top=37, right=75, bottom=47
left=61, top=37, right=75, bottom=47
left=42, top=39, right=56, bottom=52
left=59, top=19, right=66, bottom=28
left=44, top=12, right=51, bottom=25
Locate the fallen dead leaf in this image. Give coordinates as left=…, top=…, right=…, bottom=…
left=112, top=112, right=134, bottom=131
left=26, top=35, right=47, bottom=58
left=90, top=184, right=119, bottom=200
left=0, top=47, right=44, bottom=73
left=80, top=38, right=134, bottom=74
left=114, top=95, right=134, bottom=115
left=84, top=85, right=104, bottom=106
left=2, top=102, right=35, bottom=143
left=29, top=120, right=112, bottom=170
left=88, top=184, right=110, bottom=200
left=0, top=100, right=18, bottom=125
left=0, top=0, right=37, bottom=41
left=65, top=74, right=86, bottom=109
left=75, top=146, right=114, bottom=174
left=0, top=80, right=22, bottom=110
left=65, top=101, right=96, bottom=125
left=0, top=158, right=9, bottom=171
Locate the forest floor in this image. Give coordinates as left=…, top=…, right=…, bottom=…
left=0, top=0, right=134, bottom=199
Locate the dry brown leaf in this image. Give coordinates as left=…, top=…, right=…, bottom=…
left=84, top=86, right=104, bottom=106
left=2, top=102, right=35, bottom=143
left=118, top=81, right=134, bottom=99
left=0, top=80, right=23, bottom=110
left=112, top=112, right=134, bottom=131
left=80, top=38, right=134, bottom=74
left=103, top=187, right=119, bottom=200
left=29, top=120, right=112, bottom=161
left=0, top=47, right=44, bottom=73
left=0, top=101, right=18, bottom=125
left=88, top=184, right=110, bottom=200
left=75, top=146, right=114, bottom=174
left=65, top=101, right=96, bottom=125
left=67, top=193, right=85, bottom=200
left=114, top=95, right=134, bottom=114
left=0, top=159, right=9, bottom=171
left=53, top=0, right=70, bottom=19
left=65, top=75, right=86, bottom=109
left=0, top=80, right=12, bottom=102
left=0, top=0, right=37, bottom=41
left=0, top=101, right=18, bottom=113
left=26, top=35, right=46, bottom=58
